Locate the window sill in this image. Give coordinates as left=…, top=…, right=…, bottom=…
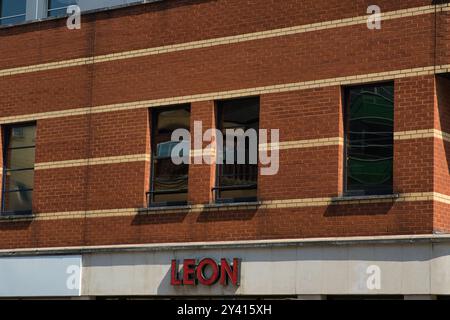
left=331, top=193, right=400, bottom=203
left=138, top=204, right=193, bottom=214
left=204, top=201, right=262, bottom=210
left=0, top=214, right=34, bottom=221
left=138, top=201, right=262, bottom=215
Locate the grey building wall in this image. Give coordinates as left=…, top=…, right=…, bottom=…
left=1, top=236, right=450, bottom=298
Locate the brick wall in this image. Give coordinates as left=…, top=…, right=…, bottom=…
left=0, top=0, right=433, bottom=70
left=188, top=101, right=216, bottom=205
left=0, top=0, right=448, bottom=249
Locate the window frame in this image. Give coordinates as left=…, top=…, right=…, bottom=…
left=148, top=105, right=190, bottom=207
left=214, top=97, right=260, bottom=204
left=1, top=122, right=36, bottom=216
left=343, top=82, right=395, bottom=197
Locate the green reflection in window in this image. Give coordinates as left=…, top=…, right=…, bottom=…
left=345, top=84, right=394, bottom=195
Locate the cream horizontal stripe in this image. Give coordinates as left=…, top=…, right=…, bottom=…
left=31, top=130, right=450, bottom=170
left=0, top=57, right=92, bottom=78
left=3, top=192, right=447, bottom=222
left=191, top=138, right=344, bottom=156
left=0, top=4, right=447, bottom=78
left=394, top=129, right=450, bottom=143
left=34, top=154, right=150, bottom=170
left=260, top=137, right=344, bottom=150
left=434, top=193, right=450, bottom=205
left=33, top=138, right=344, bottom=170
left=2, top=64, right=450, bottom=125
left=89, top=4, right=443, bottom=66
left=394, top=129, right=436, bottom=140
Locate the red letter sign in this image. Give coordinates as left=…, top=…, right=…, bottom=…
left=170, top=260, right=182, bottom=286
left=170, top=258, right=241, bottom=286
left=220, top=258, right=240, bottom=286
left=182, top=259, right=197, bottom=285
left=196, top=258, right=220, bottom=286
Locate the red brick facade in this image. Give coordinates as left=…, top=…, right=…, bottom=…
left=0, top=0, right=449, bottom=249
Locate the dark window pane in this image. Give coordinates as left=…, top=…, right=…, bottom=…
left=216, top=97, right=259, bottom=202
left=345, top=84, right=394, bottom=195
left=219, top=164, right=258, bottom=187
left=2, top=124, right=36, bottom=215
left=153, top=159, right=188, bottom=192
left=153, top=108, right=190, bottom=153
left=4, top=191, right=33, bottom=213
left=218, top=188, right=257, bottom=201
left=0, top=0, right=26, bottom=25
left=6, top=148, right=35, bottom=170
left=220, top=97, right=259, bottom=131
left=48, top=0, right=78, bottom=17
left=150, top=106, right=190, bottom=205
left=8, top=125, right=36, bottom=148
left=153, top=192, right=188, bottom=204
left=5, top=170, right=34, bottom=191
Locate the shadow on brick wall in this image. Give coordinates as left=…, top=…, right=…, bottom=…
left=132, top=211, right=188, bottom=225
left=437, top=74, right=450, bottom=197
left=323, top=201, right=395, bottom=217
left=196, top=208, right=258, bottom=223
left=0, top=219, right=32, bottom=231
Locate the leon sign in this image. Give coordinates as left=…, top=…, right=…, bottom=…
left=171, top=258, right=240, bottom=286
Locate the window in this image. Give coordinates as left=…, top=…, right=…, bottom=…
left=0, top=0, right=26, bottom=25
left=215, top=97, right=259, bottom=203
left=48, top=0, right=77, bottom=17
left=344, top=83, right=394, bottom=196
left=149, top=106, right=190, bottom=206
left=2, top=124, right=36, bottom=215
